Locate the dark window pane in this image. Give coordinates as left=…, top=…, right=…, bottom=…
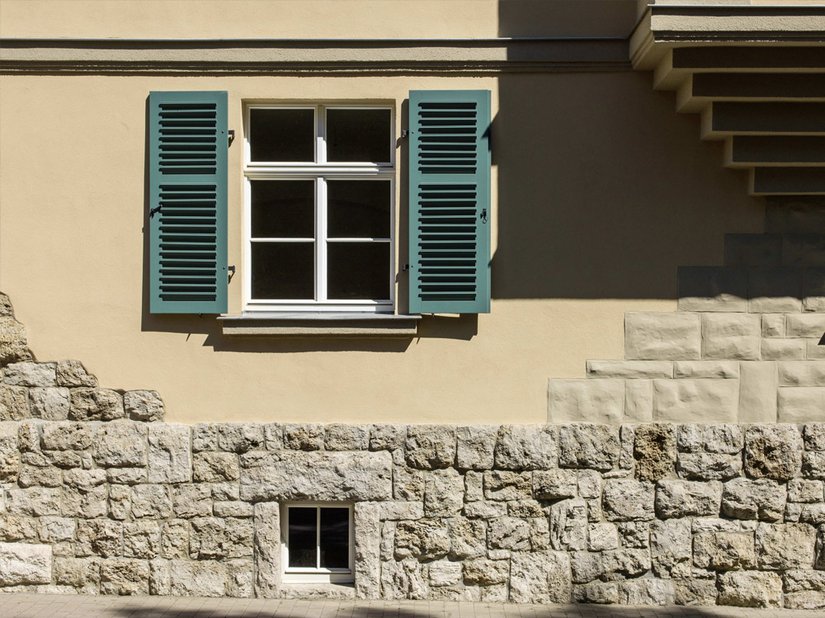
left=320, top=508, right=349, bottom=569
left=327, top=242, right=390, bottom=300
left=251, top=181, right=315, bottom=238
left=250, top=108, right=314, bottom=162
left=251, top=242, right=314, bottom=299
left=327, top=109, right=391, bottom=163
left=328, top=181, right=391, bottom=239
left=288, top=508, right=317, bottom=568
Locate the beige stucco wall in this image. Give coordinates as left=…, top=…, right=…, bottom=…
left=0, top=0, right=771, bottom=424
left=0, top=0, right=640, bottom=39
left=0, top=69, right=764, bottom=424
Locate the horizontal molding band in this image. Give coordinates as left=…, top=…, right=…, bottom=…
left=0, top=38, right=630, bottom=75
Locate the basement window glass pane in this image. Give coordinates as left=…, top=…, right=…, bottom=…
left=284, top=505, right=353, bottom=582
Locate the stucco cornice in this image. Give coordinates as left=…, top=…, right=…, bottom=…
left=0, top=38, right=631, bottom=75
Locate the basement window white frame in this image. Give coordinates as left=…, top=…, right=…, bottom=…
left=243, top=103, right=395, bottom=313
left=281, top=503, right=354, bottom=584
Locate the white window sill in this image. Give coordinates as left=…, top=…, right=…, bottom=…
left=218, top=312, right=420, bottom=337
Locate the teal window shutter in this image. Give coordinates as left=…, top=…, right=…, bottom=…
left=148, top=91, right=228, bottom=314
left=408, top=90, right=491, bottom=314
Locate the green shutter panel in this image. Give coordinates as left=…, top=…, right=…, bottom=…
left=148, top=91, right=228, bottom=314
left=408, top=90, right=491, bottom=314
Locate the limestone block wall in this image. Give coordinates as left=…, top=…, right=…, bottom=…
left=4, top=417, right=825, bottom=608
left=549, top=201, right=825, bottom=424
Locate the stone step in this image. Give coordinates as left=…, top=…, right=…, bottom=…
left=676, top=265, right=825, bottom=312
left=752, top=168, right=825, bottom=196
left=701, top=102, right=825, bottom=140
left=678, top=74, right=825, bottom=114
left=725, top=136, right=825, bottom=168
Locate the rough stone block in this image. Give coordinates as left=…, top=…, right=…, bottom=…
left=618, top=578, right=675, bottom=606
left=193, top=452, right=239, bottom=482
left=718, top=571, right=782, bottom=608
left=423, top=468, right=463, bottom=517
left=93, top=422, right=147, bottom=468
left=0, top=316, right=32, bottom=366
left=40, top=423, right=93, bottom=452
left=5, top=487, right=61, bottom=517
left=693, top=531, right=755, bottom=570
left=745, top=424, right=803, bottom=480
left=0, top=542, right=51, bottom=585
left=587, top=523, right=618, bottom=552
left=762, top=314, right=786, bottom=338
left=634, top=423, right=676, bottom=481
left=368, top=425, right=407, bottom=452
left=557, top=424, right=618, bottom=471
left=28, top=388, right=70, bottom=421
left=549, top=499, right=587, bottom=551
left=547, top=380, right=624, bottom=424
left=131, top=484, right=172, bottom=519
left=784, top=570, right=825, bottom=610
left=494, top=425, right=556, bottom=470
left=625, top=312, right=701, bottom=360
left=0, top=385, right=29, bottom=421
left=586, top=360, right=672, bottom=379
left=446, top=517, right=485, bottom=560
left=123, top=521, right=161, bottom=559
left=749, top=267, right=803, bottom=313
left=99, top=558, right=150, bottom=595
left=722, top=478, right=786, bottom=522
left=394, top=519, right=450, bottom=561
left=462, top=558, right=509, bottom=586
left=656, top=480, right=721, bottom=519
left=190, top=516, right=253, bottom=560
left=484, top=470, right=531, bottom=502
left=3, top=362, right=56, bottom=387
left=427, top=560, right=461, bottom=587
left=533, top=469, right=577, bottom=500
left=603, top=480, right=654, bottom=521
left=650, top=519, right=691, bottom=578
left=789, top=479, right=823, bottom=503
left=76, top=519, right=123, bottom=557
left=405, top=425, right=455, bottom=469
left=147, top=424, right=191, bottom=483
left=509, top=551, right=571, bottom=604
left=678, top=424, right=743, bottom=454
left=70, top=388, right=125, bottom=422
left=678, top=266, right=748, bottom=312
left=283, top=424, right=324, bottom=451
left=253, top=502, right=280, bottom=599
left=0, top=423, right=20, bottom=483
left=805, top=423, right=825, bottom=450
left=123, top=390, right=164, bottom=422
left=653, top=379, right=739, bottom=423
left=240, top=450, right=392, bottom=502
left=455, top=425, right=497, bottom=470
left=53, top=557, right=100, bottom=593
left=780, top=387, right=825, bottom=423
left=215, top=424, right=264, bottom=453
left=702, top=313, right=761, bottom=360
left=755, top=523, right=816, bottom=570
left=324, top=424, right=369, bottom=451
left=55, top=360, right=97, bottom=387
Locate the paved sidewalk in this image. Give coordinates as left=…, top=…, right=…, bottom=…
left=0, top=594, right=820, bottom=618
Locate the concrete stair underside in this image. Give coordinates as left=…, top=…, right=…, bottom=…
left=548, top=203, right=825, bottom=425
left=631, top=10, right=825, bottom=196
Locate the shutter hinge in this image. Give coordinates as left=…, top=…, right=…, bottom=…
left=480, top=209, right=488, bottom=223
left=149, top=206, right=162, bottom=218
left=401, top=129, right=410, bottom=139
left=228, top=130, right=235, bottom=147
left=402, top=264, right=411, bottom=272
left=227, top=265, right=236, bottom=282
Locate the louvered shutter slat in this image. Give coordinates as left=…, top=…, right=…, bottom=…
left=149, top=91, right=228, bottom=314
left=408, top=90, right=491, bottom=314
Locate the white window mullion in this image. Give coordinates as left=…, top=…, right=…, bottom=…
left=317, top=178, right=327, bottom=302
left=316, top=507, right=322, bottom=570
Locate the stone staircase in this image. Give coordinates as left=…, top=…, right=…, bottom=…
left=549, top=200, right=825, bottom=424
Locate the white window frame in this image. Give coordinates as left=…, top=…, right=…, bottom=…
left=243, top=103, right=395, bottom=313
left=281, top=502, right=354, bottom=584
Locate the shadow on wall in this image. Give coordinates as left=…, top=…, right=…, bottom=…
left=141, top=1, right=767, bottom=345
left=493, top=0, right=764, bottom=300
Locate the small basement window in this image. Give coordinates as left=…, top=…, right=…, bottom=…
left=282, top=504, right=353, bottom=584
